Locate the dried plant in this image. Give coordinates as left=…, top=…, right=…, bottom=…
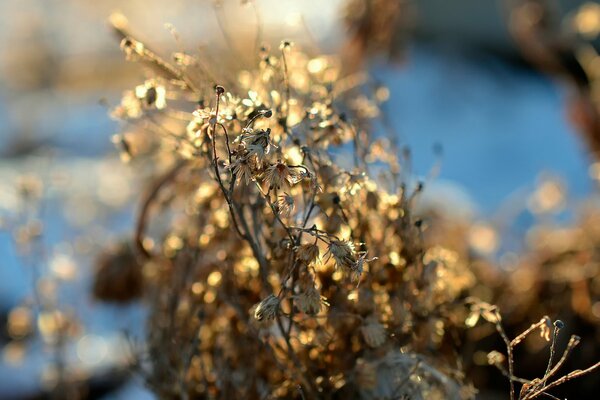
left=107, top=10, right=478, bottom=400
left=3, top=2, right=600, bottom=400
left=466, top=298, right=600, bottom=399
left=98, top=4, right=600, bottom=398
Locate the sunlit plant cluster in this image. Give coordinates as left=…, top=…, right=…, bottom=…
left=5, top=1, right=600, bottom=399
left=103, top=10, right=489, bottom=399
left=94, top=1, right=600, bottom=397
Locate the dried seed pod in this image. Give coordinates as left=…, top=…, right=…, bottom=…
left=253, top=294, right=280, bottom=321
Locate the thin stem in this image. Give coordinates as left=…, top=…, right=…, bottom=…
left=543, top=335, right=581, bottom=383
left=280, top=44, right=291, bottom=135
left=541, top=322, right=562, bottom=388
left=134, top=159, right=188, bottom=260
left=511, top=317, right=550, bottom=347
left=524, top=361, right=600, bottom=400
left=494, top=313, right=515, bottom=400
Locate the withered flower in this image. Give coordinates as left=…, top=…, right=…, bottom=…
left=242, top=128, right=275, bottom=160
left=329, top=240, right=356, bottom=266
left=228, top=155, right=255, bottom=185
left=296, top=285, right=327, bottom=315
left=297, top=243, right=320, bottom=265
left=352, top=251, right=376, bottom=282
left=186, top=107, right=213, bottom=138
left=276, top=193, right=295, bottom=216
left=465, top=299, right=500, bottom=327
left=253, top=294, right=280, bottom=321
left=263, top=161, right=302, bottom=189
left=135, top=80, right=167, bottom=109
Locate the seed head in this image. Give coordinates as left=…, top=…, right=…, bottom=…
left=228, top=155, right=255, bottom=185
left=276, top=193, right=295, bottom=216
left=328, top=240, right=356, bottom=270
left=253, top=294, right=280, bottom=321
left=297, top=243, right=320, bottom=265
left=296, top=286, right=326, bottom=315
left=263, top=161, right=302, bottom=189
left=242, top=128, right=274, bottom=160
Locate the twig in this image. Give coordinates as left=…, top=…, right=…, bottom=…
left=523, top=361, right=600, bottom=400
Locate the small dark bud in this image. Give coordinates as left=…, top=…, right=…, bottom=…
left=215, top=85, right=225, bottom=95
left=145, top=87, right=157, bottom=105
left=262, top=109, right=273, bottom=118
left=414, top=219, right=423, bottom=228
left=332, top=194, right=341, bottom=205
left=554, top=320, right=565, bottom=329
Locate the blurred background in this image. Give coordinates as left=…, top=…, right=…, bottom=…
left=1, top=0, right=599, bottom=398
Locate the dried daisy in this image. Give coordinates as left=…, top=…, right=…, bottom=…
left=465, top=299, right=500, bottom=327
left=295, top=285, right=327, bottom=315
left=328, top=239, right=357, bottom=270
left=276, top=193, right=295, bottom=217
left=352, top=251, right=376, bottom=282
left=296, top=243, right=320, bottom=265
left=242, top=128, right=275, bottom=160
left=186, top=108, right=212, bottom=138
left=135, top=79, right=167, bottom=109
left=263, top=161, right=303, bottom=190
left=228, top=155, right=255, bottom=185
left=253, top=294, right=280, bottom=321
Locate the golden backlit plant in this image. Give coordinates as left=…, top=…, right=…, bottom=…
left=95, top=4, right=600, bottom=398
left=104, top=10, right=484, bottom=399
